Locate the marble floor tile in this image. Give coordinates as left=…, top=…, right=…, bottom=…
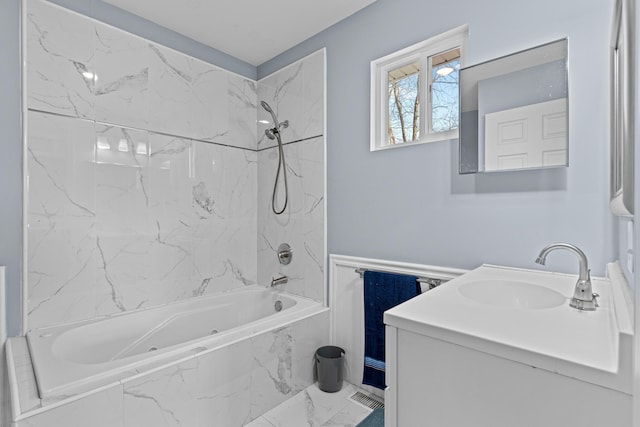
left=249, top=382, right=373, bottom=427
left=320, top=401, right=372, bottom=427
left=244, top=416, right=276, bottom=427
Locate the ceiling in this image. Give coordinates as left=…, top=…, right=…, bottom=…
left=101, top=0, right=377, bottom=66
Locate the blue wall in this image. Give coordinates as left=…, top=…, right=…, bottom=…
left=260, top=0, right=616, bottom=277
left=0, top=0, right=23, bottom=337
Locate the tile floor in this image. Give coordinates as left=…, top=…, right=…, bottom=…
left=246, top=382, right=376, bottom=427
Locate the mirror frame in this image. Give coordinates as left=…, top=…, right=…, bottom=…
left=610, top=0, right=634, bottom=217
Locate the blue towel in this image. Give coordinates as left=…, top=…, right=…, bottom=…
left=362, top=271, right=420, bottom=390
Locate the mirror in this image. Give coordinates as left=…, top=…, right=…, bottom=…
left=459, top=39, right=568, bottom=174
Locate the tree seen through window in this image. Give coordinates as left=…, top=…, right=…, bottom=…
left=387, top=48, right=460, bottom=144
left=388, top=63, right=420, bottom=144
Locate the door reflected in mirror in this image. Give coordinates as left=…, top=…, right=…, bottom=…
left=459, top=39, right=568, bottom=174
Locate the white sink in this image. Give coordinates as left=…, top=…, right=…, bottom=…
left=458, top=279, right=566, bottom=309
left=384, top=264, right=634, bottom=394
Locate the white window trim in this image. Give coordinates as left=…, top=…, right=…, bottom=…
left=370, top=25, right=468, bottom=152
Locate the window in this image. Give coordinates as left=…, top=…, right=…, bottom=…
left=371, top=26, right=467, bottom=151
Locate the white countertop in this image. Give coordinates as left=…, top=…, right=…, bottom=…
left=384, top=264, right=633, bottom=393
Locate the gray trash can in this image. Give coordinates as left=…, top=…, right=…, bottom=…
left=315, top=346, right=345, bottom=393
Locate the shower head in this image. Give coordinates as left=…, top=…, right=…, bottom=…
left=260, top=100, right=289, bottom=140
left=260, top=100, right=274, bottom=114
left=261, top=100, right=279, bottom=126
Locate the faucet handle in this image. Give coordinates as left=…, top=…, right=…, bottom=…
left=277, top=243, right=292, bottom=265
left=569, top=291, right=599, bottom=310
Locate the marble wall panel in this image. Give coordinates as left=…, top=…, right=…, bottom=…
left=257, top=49, right=325, bottom=149
left=249, top=309, right=329, bottom=420
left=196, top=340, right=253, bottom=427
left=192, top=60, right=229, bottom=144
left=228, top=74, right=259, bottom=150
left=258, top=63, right=302, bottom=149
left=13, top=310, right=328, bottom=425
left=93, top=21, right=150, bottom=130
left=194, top=146, right=258, bottom=289
left=258, top=136, right=325, bottom=301
left=22, top=1, right=327, bottom=423
left=28, top=112, right=257, bottom=328
left=26, top=0, right=254, bottom=150
left=25, top=0, right=323, bottom=330
left=94, top=125, right=153, bottom=314
left=26, top=0, right=94, bottom=119
left=147, top=43, right=202, bottom=140
left=189, top=141, right=258, bottom=292
left=111, top=40, right=232, bottom=144
left=123, top=359, right=199, bottom=427
left=26, top=112, right=100, bottom=330
left=256, top=50, right=325, bottom=301
left=301, top=50, right=325, bottom=141
left=15, top=385, right=124, bottom=427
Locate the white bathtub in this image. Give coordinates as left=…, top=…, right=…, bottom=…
left=27, top=286, right=322, bottom=399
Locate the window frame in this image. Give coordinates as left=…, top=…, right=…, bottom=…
left=370, top=25, right=468, bottom=152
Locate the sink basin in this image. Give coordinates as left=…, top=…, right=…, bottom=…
left=458, top=280, right=566, bottom=309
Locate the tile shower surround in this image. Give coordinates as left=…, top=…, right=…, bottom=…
left=25, top=0, right=325, bottom=330
left=257, top=51, right=325, bottom=303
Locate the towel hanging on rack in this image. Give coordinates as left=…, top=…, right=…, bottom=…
left=362, top=270, right=420, bottom=390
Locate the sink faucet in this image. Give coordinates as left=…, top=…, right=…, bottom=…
left=535, top=243, right=598, bottom=311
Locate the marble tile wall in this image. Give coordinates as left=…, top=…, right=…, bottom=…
left=21, top=0, right=326, bottom=424
left=25, top=0, right=325, bottom=331
left=26, top=0, right=257, bottom=148
left=15, top=385, right=124, bottom=427
left=257, top=50, right=325, bottom=148
left=14, top=310, right=329, bottom=427
left=257, top=136, right=325, bottom=302
left=27, top=111, right=258, bottom=329
left=25, top=0, right=259, bottom=330
left=257, top=50, right=326, bottom=302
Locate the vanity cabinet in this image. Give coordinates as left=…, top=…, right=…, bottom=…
left=383, top=264, right=633, bottom=427
left=384, top=326, right=630, bottom=427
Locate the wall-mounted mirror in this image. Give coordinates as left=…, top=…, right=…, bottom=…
left=459, top=39, right=568, bottom=174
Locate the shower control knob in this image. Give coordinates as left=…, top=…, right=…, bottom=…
left=277, top=243, right=293, bottom=265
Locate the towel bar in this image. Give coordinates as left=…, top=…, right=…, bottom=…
left=354, top=268, right=443, bottom=290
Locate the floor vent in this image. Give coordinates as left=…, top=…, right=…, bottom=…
left=350, top=391, right=384, bottom=410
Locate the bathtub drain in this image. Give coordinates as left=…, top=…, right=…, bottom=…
left=148, top=346, right=158, bottom=352
left=209, top=329, right=218, bottom=335
left=274, top=300, right=283, bottom=312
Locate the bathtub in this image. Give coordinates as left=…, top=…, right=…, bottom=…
left=27, top=285, right=323, bottom=399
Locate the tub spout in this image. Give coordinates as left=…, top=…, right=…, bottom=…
left=535, top=243, right=598, bottom=310
left=271, top=275, right=288, bottom=287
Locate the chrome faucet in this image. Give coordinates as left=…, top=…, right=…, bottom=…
left=271, top=275, right=288, bottom=287
left=535, top=243, right=598, bottom=310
